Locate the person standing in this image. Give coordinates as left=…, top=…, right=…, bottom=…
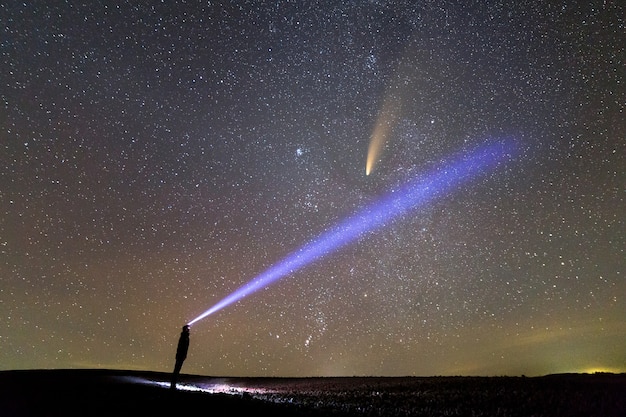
left=170, top=324, right=190, bottom=390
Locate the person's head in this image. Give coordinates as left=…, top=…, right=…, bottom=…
left=182, top=324, right=190, bottom=333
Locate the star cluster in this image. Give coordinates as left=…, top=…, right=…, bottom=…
left=1, top=1, right=624, bottom=376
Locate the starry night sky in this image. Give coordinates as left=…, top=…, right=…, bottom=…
left=2, top=1, right=624, bottom=377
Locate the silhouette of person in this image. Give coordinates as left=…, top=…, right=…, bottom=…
left=170, top=324, right=190, bottom=390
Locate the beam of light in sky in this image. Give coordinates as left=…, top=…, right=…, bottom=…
left=188, top=139, right=519, bottom=326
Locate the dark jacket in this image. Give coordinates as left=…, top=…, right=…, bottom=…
left=176, top=327, right=190, bottom=362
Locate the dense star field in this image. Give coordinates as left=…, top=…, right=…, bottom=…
left=1, top=1, right=624, bottom=377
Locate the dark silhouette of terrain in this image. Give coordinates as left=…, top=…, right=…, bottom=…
left=1, top=369, right=624, bottom=416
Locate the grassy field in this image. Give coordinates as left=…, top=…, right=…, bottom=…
left=1, top=369, right=624, bottom=416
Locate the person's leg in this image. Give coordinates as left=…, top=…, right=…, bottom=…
left=170, top=361, right=182, bottom=389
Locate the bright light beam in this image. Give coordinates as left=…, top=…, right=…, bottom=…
left=188, top=139, right=519, bottom=326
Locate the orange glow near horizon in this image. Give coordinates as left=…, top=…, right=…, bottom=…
left=580, top=366, right=625, bottom=374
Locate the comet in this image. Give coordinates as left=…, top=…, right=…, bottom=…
left=188, top=138, right=519, bottom=326
left=366, top=94, right=401, bottom=176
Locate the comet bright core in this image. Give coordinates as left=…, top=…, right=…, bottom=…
left=366, top=95, right=402, bottom=176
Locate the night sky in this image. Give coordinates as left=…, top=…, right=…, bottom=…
left=2, top=1, right=624, bottom=377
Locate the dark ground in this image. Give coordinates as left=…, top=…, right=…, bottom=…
left=1, top=369, right=624, bottom=417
